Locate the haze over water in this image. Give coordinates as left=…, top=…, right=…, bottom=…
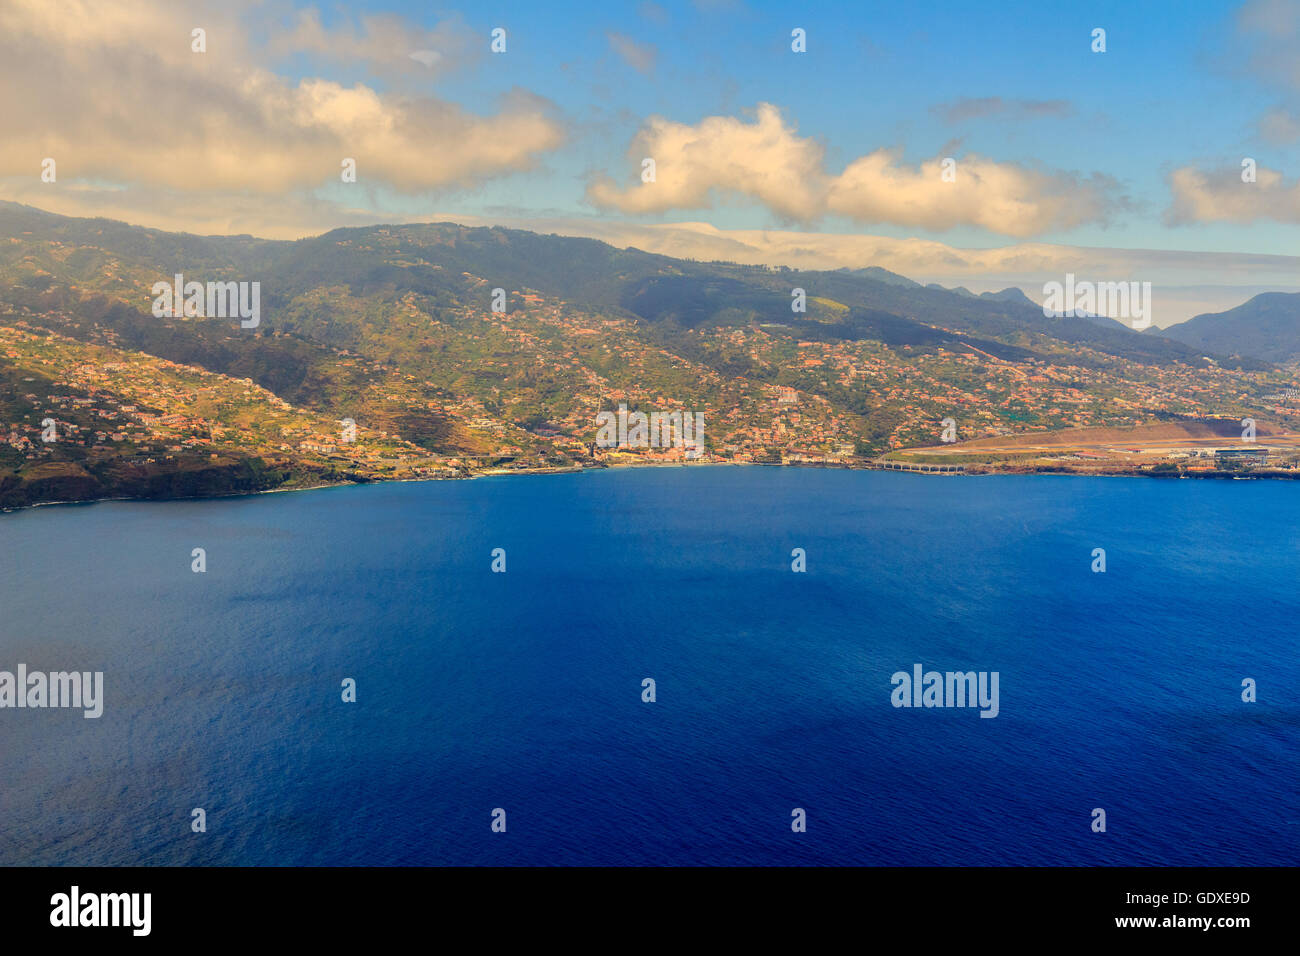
left=1, top=467, right=1295, bottom=865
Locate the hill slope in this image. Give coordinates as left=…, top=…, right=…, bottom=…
left=1158, top=292, right=1300, bottom=364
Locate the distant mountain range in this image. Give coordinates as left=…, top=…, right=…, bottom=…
left=0, top=200, right=1296, bottom=507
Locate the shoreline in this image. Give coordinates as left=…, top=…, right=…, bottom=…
left=4, top=456, right=1296, bottom=515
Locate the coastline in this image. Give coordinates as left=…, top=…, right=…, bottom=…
left=5, top=455, right=1296, bottom=515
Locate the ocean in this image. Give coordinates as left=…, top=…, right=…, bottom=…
left=1, top=466, right=1296, bottom=865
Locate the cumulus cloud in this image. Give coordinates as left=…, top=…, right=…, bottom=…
left=1166, top=164, right=1300, bottom=224
left=931, top=97, right=1073, bottom=124
left=607, top=32, right=657, bottom=73
left=587, top=104, right=828, bottom=220
left=828, top=151, right=1116, bottom=236
left=587, top=103, right=1121, bottom=237
left=0, top=0, right=563, bottom=206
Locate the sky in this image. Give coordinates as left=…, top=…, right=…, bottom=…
left=2, top=0, right=1299, bottom=325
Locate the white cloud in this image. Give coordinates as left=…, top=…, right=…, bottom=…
left=588, top=104, right=827, bottom=220
left=1166, top=164, right=1300, bottom=224
left=828, top=151, right=1116, bottom=237
left=0, top=0, right=563, bottom=204
left=587, top=103, right=1121, bottom=237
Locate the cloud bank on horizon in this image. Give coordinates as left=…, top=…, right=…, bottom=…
left=1, top=0, right=1298, bottom=325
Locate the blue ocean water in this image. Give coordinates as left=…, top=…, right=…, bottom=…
left=0, top=467, right=1296, bottom=866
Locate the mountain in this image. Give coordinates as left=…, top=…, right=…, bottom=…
left=1, top=201, right=1295, bottom=507
left=927, top=282, right=978, bottom=297
left=980, top=287, right=1035, bottom=306
left=1079, top=311, right=1136, bottom=331
left=1158, top=292, right=1300, bottom=364
left=0, top=201, right=1241, bottom=370
left=842, top=266, right=921, bottom=288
